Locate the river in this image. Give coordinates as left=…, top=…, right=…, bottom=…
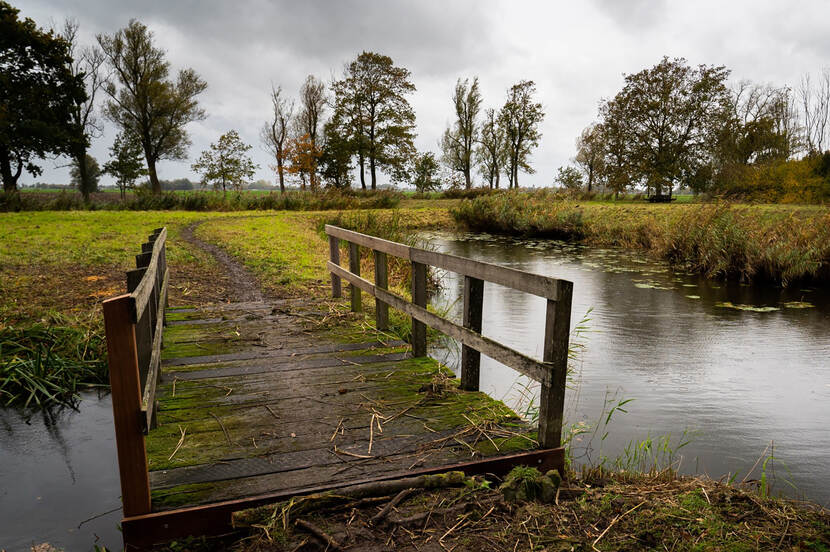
left=0, top=393, right=121, bottom=551
left=2, top=231, right=828, bottom=549
left=423, top=231, right=830, bottom=506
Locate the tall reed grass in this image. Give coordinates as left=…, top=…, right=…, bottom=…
left=451, top=190, right=830, bottom=284
left=0, top=321, right=107, bottom=408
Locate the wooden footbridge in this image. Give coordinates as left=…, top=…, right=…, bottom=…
left=103, top=225, right=573, bottom=549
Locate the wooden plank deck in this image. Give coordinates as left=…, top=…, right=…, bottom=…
left=145, top=298, right=541, bottom=513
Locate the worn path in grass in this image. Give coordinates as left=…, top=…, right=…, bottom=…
left=148, top=225, right=537, bottom=511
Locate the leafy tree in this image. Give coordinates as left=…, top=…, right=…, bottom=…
left=295, top=75, right=326, bottom=190
left=261, top=85, right=294, bottom=193
left=191, top=130, right=258, bottom=193
left=70, top=154, right=101, bottom=193
left=554, top=165, right=583, bottom=190
left=98, top=20, right=207, bottom=194
left=62, top=19, right=105, bottom=202
left=476, top=108, right=505, bottom=189
left=332, top=51, right=417, bottom=189
left=0, top=2, right=86, bottom=192
left=441, top=77, right=481, bottom=189
left=103, top=130, right=147, bottom=199
left=284, top=133, right=321, bottom=189
left=599, top=57, right=731, bottom=198
left=499, top=80, right=544, bottom=188
left=412, top=152, right=441, bottom=194
left=319, top=118, right=353, bottom=189
left=574, top=123, right=606, bottom=192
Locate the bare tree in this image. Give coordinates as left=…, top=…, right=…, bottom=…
left=800, top=69, right=830, bottom=153
left=261, top=85, right=294, bottom=193
left=440, top=77, right=481, bottom=189
left=476, top=108, right=504, bottom=189
left=295, top=75, right=326, bottom=190
left=62, top=19, right=106, bottom=201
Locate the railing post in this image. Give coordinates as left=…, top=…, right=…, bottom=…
left=374, top=250, right=389, bottom=331
left=329, top=235, right=341, bottom=298
left=411, top=261, right=427, bottom=357
left=349, top=242, right=361, bottom=312
left=102, top=295, right=151, bottom=517
left=460, top=276, right=484, bottom=391
left=537, top=281, right=573, bottom=449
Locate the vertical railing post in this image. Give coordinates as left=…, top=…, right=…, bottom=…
left=329, top=235, right=341, bottom=298
left=460, top=276, right=484, bottom=391
left=411, top=262, right=427, bottom=357
left=102, top=295, right=151, bottom=517
left=349, top=242, right=361, bottom=312
left=537, top=281, right=573, bottom=449
left=374, top=250, right=389, bottom=331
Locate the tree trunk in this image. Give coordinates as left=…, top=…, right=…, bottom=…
left=359, top=154, right=366, bottom=190
left=277, top=159, right=285, bottom=193
left=76, top=148, right=90, bottom=203
left=370, top=155, right=377, bottom=190
left=587, top=165, right=593, bottom=193
left=464, top=168, right=471, bottom=190
left=0, top=146, right=21, bottom=193
left=147, top=158, right=161, bottom=194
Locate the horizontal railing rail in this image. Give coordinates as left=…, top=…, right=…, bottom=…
left=103, top=227, right=169, bottom=518
left=324, top=225, right=573, bottom=449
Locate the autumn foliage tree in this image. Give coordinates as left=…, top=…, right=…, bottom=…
left=285, top=133, right=322, bottom=189
left=261, top=86, right=293, bottom=193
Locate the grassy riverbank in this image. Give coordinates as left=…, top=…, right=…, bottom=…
left=451, top=191, right=830, bottom=285
left=0, top=211, right=232, bottom=407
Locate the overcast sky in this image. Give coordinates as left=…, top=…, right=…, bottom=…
left=18, top=0, right=830, bottom=189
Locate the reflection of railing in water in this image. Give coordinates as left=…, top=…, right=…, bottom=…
left=324, top=224, right=573, bottom=450
left=102, top=227, right=168, bottom=517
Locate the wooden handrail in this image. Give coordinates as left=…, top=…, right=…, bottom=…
left=103, top=226, right=169, bottom=517
left=324, top=225, right=573, bottom=449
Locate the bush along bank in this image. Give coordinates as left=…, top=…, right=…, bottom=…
left=0, top=188, right=401, bottom=212
left=451, top=191, right=830, bottom=285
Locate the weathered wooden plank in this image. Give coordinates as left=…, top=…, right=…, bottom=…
left=102, top=294, right=152, bottom=517
left=327, top=262, right=551, bottom=384
left=325, top=224, right=411, bottom=259
left=461, top=276, right=483, bottom=391
left=537, top=282, right=573, bottom=449
left=409, top=248, right=560, bottom=301
left=411, top=261, right=427, bottom=357
left=163, top=352, right=411, bottom=382
left=328, top=235, right=341, bottom=298
left=374, top=250, right=389, bottom=331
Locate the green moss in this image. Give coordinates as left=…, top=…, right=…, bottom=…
left=151, top=481, right=219, bottom=510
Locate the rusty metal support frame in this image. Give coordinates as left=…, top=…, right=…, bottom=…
left=121, top=447, right=564, bottom=550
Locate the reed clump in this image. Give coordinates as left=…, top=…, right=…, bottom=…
left=0, top=318, right=108, bottom=408
left=451, top=191, right=830, bottom=284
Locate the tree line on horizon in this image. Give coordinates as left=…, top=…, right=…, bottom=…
left=2, top=2, right=828, bottom=202
left=559, top=57, right=830, bottom=200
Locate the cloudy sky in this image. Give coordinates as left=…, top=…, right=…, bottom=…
left=18, top=0, right=830, bottom=188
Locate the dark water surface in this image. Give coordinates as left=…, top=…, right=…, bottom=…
left=0, top=393, right=121, bottom=551
left=424, top=231, right=830, bottom=506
